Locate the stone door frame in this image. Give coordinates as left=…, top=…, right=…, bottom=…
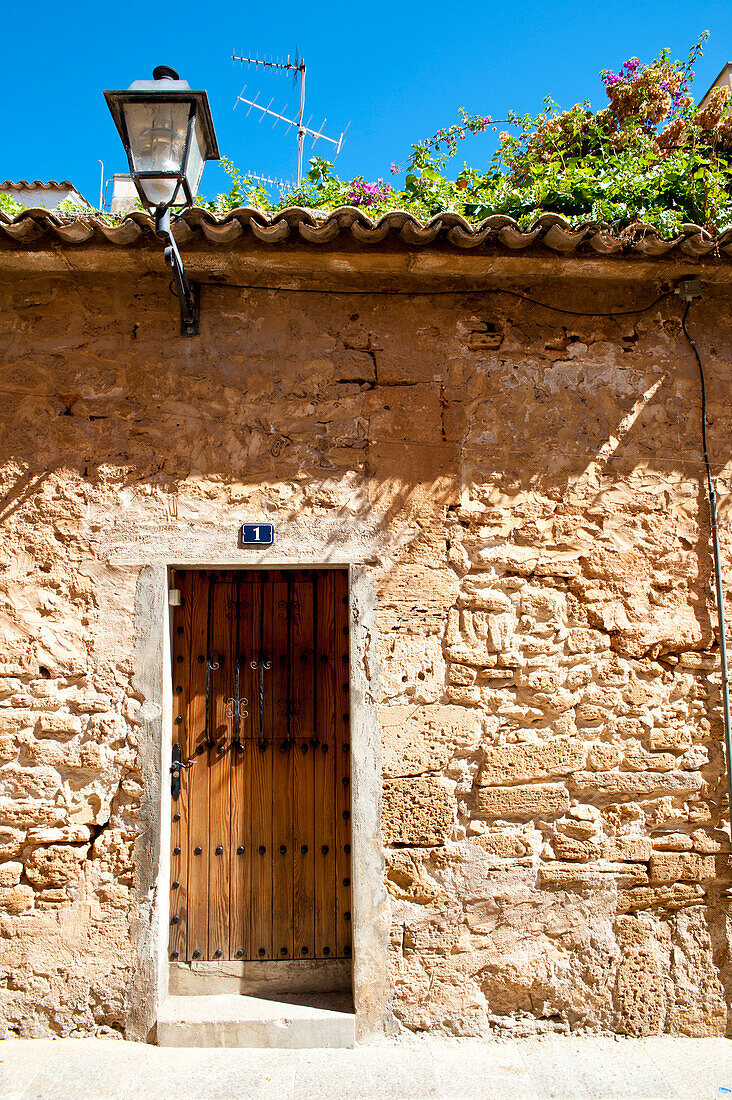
left=127, top=554, right=389, bottom=1043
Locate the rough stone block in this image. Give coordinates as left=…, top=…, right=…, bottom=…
left=24, top=843, right=90, bottom=887
left=0, top=799, right=66, bottom=829
left=22, top=740, right=81, bottom=768
left=622, top=677, right=663, bottom=707
left=372, top=344, right=444, bottom=385
left=473, top=783, right=569, bottom=820
left=603, top=836, right=652, bottom=862
left=79, top=742, right=105, bottom=769
left=95, top=882, right=132, bottom=908
left=381, top=704, right=486, bottom=778
left=35, top=888, right=70, bottom=909
left=518, top=587, right=566, bottom=623
left=385, top=849, right=447, bottom=904
left=368, top=383, right=443, bottom=444
left=368, top=442, right=459, bottom=518
left=575, top=704, right=607, bottom=725
left=618, top=884, right=705, bottom=913
left=623, top=746, right=677, bottom=772
left=378, top=635, right=446, bottom=704
left=26, top=825, right=93, bottom=843
left=0, top=765, right=63, bottom=801
left=448, top=664, right=476, bottom=686
left=651, top=832, right=693, bottom=851
left=649, top=852, right=716, bottom=883
left=444, top=606, right=517, bottom=665
left=378, top=566, right=458, bottom=635
left=34, top=713, right=82, bottom=740
left=714, top=854, right=732, bottom=880
left=566, top=627, right=611, bottom=653
left=333, top=349, right=376, bottom=382
left=691, top=828, right=727, bottom=854
left=553, top=835, right=602, bottom=861
left=0, top=884, right=34, bottom=914
left=540, top=861, right=647, bottom=887
left=0, top=827, right=24, bottom=858
left=0, top=735, right=18, bottom=760
left=0, top=861, right=23, bottom=887
left=648, top=726, right=692, bottom=751
left=476, top=736, right=586, bottom=786
left=569, top=771, right=703, bottom=797
left=615, top=942, right=665, bottom=1035
left=382, top=777, right=454, bottom=846
left=458, top=580, right=512, bottom=613
left=587, top=742, right=624, bottom=770
left=469, top=829, right=533, bottom=858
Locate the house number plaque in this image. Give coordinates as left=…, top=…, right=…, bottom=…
left=240, top=522, right=275, bottom=546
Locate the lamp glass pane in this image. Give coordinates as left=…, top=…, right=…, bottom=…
left=122, top=99, right=190, bottom=206
left=183, top=116, right=207, bottom=201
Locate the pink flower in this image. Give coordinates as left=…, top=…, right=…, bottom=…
left=348, top=178, right=393, bottom=208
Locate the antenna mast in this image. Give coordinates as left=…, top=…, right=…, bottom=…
left=231, top=50, right=349, bottom=184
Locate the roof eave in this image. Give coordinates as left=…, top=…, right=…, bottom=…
left=1, top=207, right=731, bottom=287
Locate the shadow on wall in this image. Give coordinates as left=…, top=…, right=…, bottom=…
left=0, top=275, right=729, bottom=656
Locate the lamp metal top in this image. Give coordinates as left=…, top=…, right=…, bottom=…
left=103, top=66, right=220, bottom=161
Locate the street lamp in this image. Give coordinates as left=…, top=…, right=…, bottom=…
left=104, top=66, right=220, bottom=336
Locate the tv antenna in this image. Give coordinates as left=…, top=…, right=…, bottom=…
left=232, top=50, right=350, bottom=184
left=245, top=170, right=292, bottom=190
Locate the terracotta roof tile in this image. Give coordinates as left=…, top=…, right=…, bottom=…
left=0, top=179, right=78, bottom=191
left=1, top=206, right=731, bottom=260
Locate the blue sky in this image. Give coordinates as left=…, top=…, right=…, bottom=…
left=4, top=0, right=732, bottom=206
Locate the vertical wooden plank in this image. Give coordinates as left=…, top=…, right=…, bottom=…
left=230, top=574, right=256, bottom=960
left=271, top=576, right=294, bottom=961
left=186, top=571, right=211, bottom=962
left=292, top=575, right=316, bottom=961
left=169, top=570, right=191, bottom=962
left=314, top=571, right=337, bottom=959
left=243, top=575, right=262, bottom=961
left=251, top=573, right=274, bottom=960
left=207, top=575, right=234, bottom=960
left=334, top=569, right=353, bottom=960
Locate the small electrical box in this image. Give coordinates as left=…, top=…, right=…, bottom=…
left=675, top=277, right=703, bottom=300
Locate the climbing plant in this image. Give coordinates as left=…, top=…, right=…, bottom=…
left=263, top=32, right=732, bottom=236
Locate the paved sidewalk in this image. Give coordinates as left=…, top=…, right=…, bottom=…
left=0, top=1035, right=729, bottom=1099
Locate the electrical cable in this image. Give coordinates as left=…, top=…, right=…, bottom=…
left=196, top=281, right=673, bottom=318
left=681, top=300, right=732, bottom=848
left=482, top=288, right=671, bottom=318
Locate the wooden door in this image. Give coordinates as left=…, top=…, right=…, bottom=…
left=169, top=569, right=352, bottom=964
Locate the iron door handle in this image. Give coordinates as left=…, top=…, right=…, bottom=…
left=171, top=745, right=195, bottom=800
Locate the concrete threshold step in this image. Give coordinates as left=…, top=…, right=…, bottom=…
left=157, top=993, right=355, bottom=1049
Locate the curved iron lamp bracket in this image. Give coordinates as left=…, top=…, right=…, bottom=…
left=154, top=205, right=200, bottom=337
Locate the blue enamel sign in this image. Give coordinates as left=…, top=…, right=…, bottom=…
left=240, top=522, right=275, bottom=546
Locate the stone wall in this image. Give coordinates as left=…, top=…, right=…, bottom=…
left=0, top=260, right=730, bottom=1037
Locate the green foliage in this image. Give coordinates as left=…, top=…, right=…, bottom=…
left=56, top=198, right=98, bottom=214
left=272, top=158, right=375, bottom=211
left=194, top=157, right=269, bottom=213
left=0, top=191, right=24, bottom=217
